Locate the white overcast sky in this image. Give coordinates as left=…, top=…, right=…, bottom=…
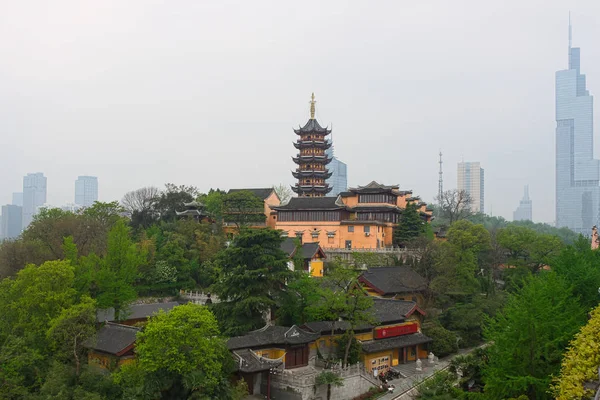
left=1, top=0, right=599, bottom=223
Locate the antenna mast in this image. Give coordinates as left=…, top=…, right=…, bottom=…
left=438, top=151, right=443, bottom=203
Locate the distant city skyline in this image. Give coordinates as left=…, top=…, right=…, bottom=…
left=0, top=4, right=599, bottom=223
left=457, top=161, right=485, bottom=214
left=75, top=175, right=98, bottom=207
left=555, top=18, right=599, bottom=235
left=1, top=204, right=22, bottom=240
left=22, top=172, right=47, bottom=229
left=513, top=185, right=533, bottom=221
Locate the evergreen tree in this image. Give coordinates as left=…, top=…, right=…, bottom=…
left=394, top=202, right=426, bottom=247
left=212, top=228, right=293, bottom=335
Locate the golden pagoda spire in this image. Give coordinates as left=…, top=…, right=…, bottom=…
left=309, top=92, right=316, bottom=120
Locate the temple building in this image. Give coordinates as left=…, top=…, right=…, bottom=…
left=273, top=181, right=432, bottom=249
left=291, top=93, right=333, bottom=197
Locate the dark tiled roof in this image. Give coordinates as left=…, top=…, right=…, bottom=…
left=302, top=321, right=372, bottom=334
left=97, top=302, right=179, bottom=322
left=273, top=196, right=344, bottom=211
left=371, top=298, right=419, bottom=325
left=83, top=323, right=140, bottom=355
left=280, top=239, right=323, bottom=259
left=348, top=181, right=400, bottom=193
left=227, top=325, right=320, bottom=350
left=361, top=332, right=432, bottom=354
left=227, top=188, right=275, bottom=201
left=359, top=267, right=427, bottom=295
left=232, top=349, right=283, bottom=373
left=294, top=119, right=331, bottom=134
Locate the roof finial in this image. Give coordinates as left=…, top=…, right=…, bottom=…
left=309, top=92, right=316, bottom=120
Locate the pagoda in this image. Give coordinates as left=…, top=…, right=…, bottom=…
left=291, top=93, right=333, bottom=197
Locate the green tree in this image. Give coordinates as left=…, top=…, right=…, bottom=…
left=394, top=201, right=426, bottom=247
left=553, top=303, right=600, bottom=400
left=421, top=322, right=458, bottom=357
left=0, top=260, right=76, bottom=345
left=154, top=183, right=198, bottom=223
left=46, top=296, right=97, bottom=376
left=96, top=220, right=142, bottom=319
left=483, top=272, right=586, bottom=399
left=212, top=229, right=293, bottom=335
left=431, top=220, right=490, bottom=298
left=551, top=236, right=600, bottom=309
left=132, top=304, right=233, bottom=399
left=497, top=225, right=562, bottom=273
left=222, top=190, right=266, bottom=230
left=315, top=371, right=344, bottom=400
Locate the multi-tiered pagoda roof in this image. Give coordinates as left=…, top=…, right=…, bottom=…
left=291, top=93, right=333, bottom=197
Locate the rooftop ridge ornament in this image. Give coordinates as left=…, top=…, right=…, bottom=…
left=309, top=92, right=316, bottom=120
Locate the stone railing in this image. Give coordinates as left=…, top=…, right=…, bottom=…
left=270, top=362, right=373, bottom=388
left=179, top=290, right=220, bottom=305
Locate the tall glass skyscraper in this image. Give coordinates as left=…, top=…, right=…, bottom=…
left=22, top=172, right=47, bottom=229
left=555, top=19, right=600, bottom=235
left=326, top=143, right=348, bottom=196
left=75, top=176, right=98, bottom=207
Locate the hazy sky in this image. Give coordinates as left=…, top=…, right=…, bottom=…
left=1, top=0, right=599, bottom=223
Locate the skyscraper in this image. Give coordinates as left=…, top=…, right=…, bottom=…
left=326, top=141, right=348, bottom=196
left=513, top=185, right=533, bottom=221
left=75, top=176, right=98, bottom=207
left=22, top=172, right=47, bottom=229
left=555, top=18, right=600, bottom=235
left=11, top=192, right=23, bottom=207
left=1, top=205, right=23, bottom=240
left=457, top=161, right=484, bottom=213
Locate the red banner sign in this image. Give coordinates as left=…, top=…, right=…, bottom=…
left=374, top=323, right=418, bottom=339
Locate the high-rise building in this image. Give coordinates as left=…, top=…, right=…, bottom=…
left=457, top=161, right=484, bottom=213
left=326, top=143, right=348, bottom=196
left=75, top=176, right=98, bottom=207
left=22, top=172, right=47, bottom=229
left=513, top=185, right=533, bottom=221
left=555, top=19, right=600, bottom=235
left=12, top=192, right=23, bottom=207
left=1, top=204, right=23, bottom=240
left=291, top=93, right=333, bottom=197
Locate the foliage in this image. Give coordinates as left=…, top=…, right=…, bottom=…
left=335, top=333, right=361, bottom=365
left=497, top=225, right=562, bottom=272
left=448, top=347, right=489, bottom=393
left=95, top=220, right=142, bottom=320
left=212, top=228, right=293, bottom=335
left=394, top=201, right=427, bottom=247
left=553, top=304, right=600, bottom=400
left=421, top=322, right=458, bottom=357
left=46, top=296, right=97, bottom=376
left=351, top=251, right=399, bottom=268
left=315, top=371, right=344, bottom=400
left=435, top=189, right=473, bottom=225
left=273, top=183, right=293, bottom=204
left=551, top=236, right=600, bottom=309
left=307, top=262, right=374, bottom=367
left=222, top=190, right=266, bottom=229
left=439, top=293, right=505, bottom=348
left=416, top=370, right=459, bottom=400
left=153, top=183, right=198, bottom=223
left=483, top=272, right=586, bottom=400
left=276, top=272, right=322, bottom=325
left=431, top=220, right=490, bottom=298
left=127, top=303, right=232, bottom=399
left=0, top=260, right=77, bottom=346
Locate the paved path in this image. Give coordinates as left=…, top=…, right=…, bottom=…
left=377, top=347, right=479, bottom=400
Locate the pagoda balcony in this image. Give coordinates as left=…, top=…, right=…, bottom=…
left=293, top=140, right=332, bottom=150
left=292, top=184, right=333, bottom=194
left=292, top=170, right=333, bottom=179
left=292, top=155, right=333, bottom=165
